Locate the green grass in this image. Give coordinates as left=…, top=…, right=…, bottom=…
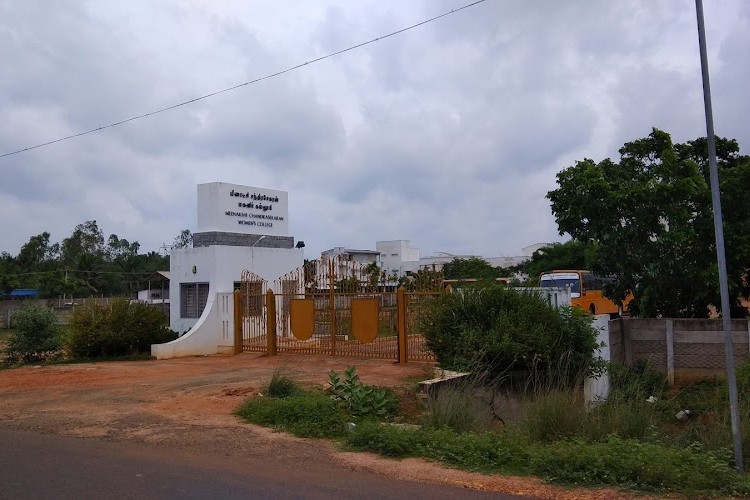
left=235, top=391, right=347, bottom=439
left=345, top=422, right=750, bottom=496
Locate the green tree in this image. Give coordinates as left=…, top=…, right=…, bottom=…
left=522, top=241, right=598, bottom=283
left=443, top=257, right=509, bottom=281
left=0, top=252, right=21, bottom=295
left=547, top=128, right=750, bottom=318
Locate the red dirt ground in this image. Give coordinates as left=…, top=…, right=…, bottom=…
left=0, top=353, right=654, bottom=499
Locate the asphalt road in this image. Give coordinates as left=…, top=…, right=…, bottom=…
left=0, top=428, right=527, bottom=499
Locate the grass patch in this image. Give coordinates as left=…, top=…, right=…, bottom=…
left=346, top=421, right=529, bottom=474
left=344, top=422, right=750, bottom=496
left=236, top=391, right=347, bottom=439
left=530, top=436, right=749, bottom=496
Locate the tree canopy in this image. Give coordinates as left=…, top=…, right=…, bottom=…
left=521, top=241, right=598, bottom=283
left=547, top=128, right=750, bottom=318
left=1, top=221, right=172, bottom=298
left=442, top=257, right=510, bottom=281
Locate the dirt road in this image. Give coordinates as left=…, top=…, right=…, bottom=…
left=0, top=354, right=645, bottom=499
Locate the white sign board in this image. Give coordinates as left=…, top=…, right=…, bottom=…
left=196, top=182, right=289, bottom=236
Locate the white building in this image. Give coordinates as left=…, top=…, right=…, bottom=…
left=321, top=247, right=381, bottom=266
left=152, top=182, right=304, bottom=359
left=376, top=240, right=420, bottom=277
left=376, top=240, right=550, bottom=277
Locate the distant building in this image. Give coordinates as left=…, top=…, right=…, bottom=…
left=321, top=240, right=552, bottom=279
left=320, top=247, right=381, bottom=266
left=134, top=271, right=171, bottom=315
left=376, top=240, right=420, bottom=277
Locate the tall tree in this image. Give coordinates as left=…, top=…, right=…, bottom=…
left=547, top=128, right=750, bottom=318
left=522, top=241, right=598, bottom=283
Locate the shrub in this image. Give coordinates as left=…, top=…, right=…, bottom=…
left=420, top=283, right=600, bottom=387
left=328, top=366, right=397, bottom=419
left=4, top=306, right=62, bottom=364
left=236, top=391, right=347, bottom=438
left=66, top=299, right=176, bottom=358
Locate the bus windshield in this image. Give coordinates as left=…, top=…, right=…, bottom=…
left=539, top=273, right=580, bottom=296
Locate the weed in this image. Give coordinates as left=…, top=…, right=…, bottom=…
left=264, top=367, right=302, bottom=398
left=423, top=384, right=496, bottom=434
left=328, top=366, right=397, bottom=419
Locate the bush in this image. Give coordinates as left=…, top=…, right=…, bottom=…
left=236, top=391, right=347, bottom=438
left=420, top=283, right=600, bottom=387
left=66, top=299, right=176, bottom=358
left=4, top=306, right=62, bottom=364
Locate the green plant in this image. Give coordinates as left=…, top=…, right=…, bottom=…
left=328, top=366, right=397, bottom=418
left=236, top=391, right=346, bottom=438
left=4, top=306, right=62, bottom=364
left=264, top=367, right=302, bottom=398
left=66, top=299, right=176, bottom=358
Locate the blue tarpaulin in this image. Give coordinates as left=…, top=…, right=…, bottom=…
left=9, top=289, right=40, bottom=298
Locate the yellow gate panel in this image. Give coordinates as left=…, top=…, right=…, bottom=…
left=351, top=298, right=379, bottom=344
left=290, top=298, right=315, bottom=340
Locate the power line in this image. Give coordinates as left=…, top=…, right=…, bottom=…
left=0, top=0, right=486, bottom=159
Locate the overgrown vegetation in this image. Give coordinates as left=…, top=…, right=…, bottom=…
left=3, top=305, right=62, bottom=364
left=235, top=357, right=750, bottom=497
left=419, top=282, right=600, bottom=388
left=66, top=299, right=176, bottom=358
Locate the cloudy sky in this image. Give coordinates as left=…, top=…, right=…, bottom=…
left=1, top=0, right=748, bottom=260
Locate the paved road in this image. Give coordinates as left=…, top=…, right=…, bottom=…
left=0, top=428, right=527, bottom=499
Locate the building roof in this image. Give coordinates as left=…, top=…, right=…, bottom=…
left=10, top=289, right=40, bottom=297
left=144, top=271, right=170, bottom=282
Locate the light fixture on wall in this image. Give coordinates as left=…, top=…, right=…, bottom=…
left=192, top=265, right=197, bottom=274
left=295, top=241, right=305, bottom=249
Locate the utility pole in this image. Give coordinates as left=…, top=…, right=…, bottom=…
left=694, top=0, right=743, bottom=472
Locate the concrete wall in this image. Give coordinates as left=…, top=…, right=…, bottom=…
left=151, top=292, right=234, bottom=359
left=609, top=318, right=750, bottom=385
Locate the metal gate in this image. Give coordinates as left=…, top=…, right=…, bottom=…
left=235, top=258, right=443, bottom=361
